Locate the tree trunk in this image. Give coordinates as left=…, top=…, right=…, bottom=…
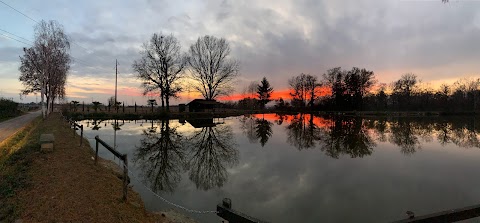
left=166, top=97, right=170, bottom=113
left=46, top=95, right=50, bottom=116
left=50, top=96, right=56, bottom=113
left=161, top=93, right=165, bottom=112
left=41, top=81, right=46, bottom=119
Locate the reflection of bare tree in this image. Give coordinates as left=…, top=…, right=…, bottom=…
left=366, top=117, right=480, bottom=153
left=366, top=119, right=388, bottom=142
left=286, top=114, right=320, bottom=150
left=134, top=119, right=185, bottom=193
left=435, top=122, right=453, bottom=145
left=239, top=115, right=258, bottom=143
left=449, top=119, right=480, bottom=148
left=239, top=115, right=273, bottom=147
left=318, top=117, right=375, bottom=158
left=186, top=125, right=238, bottom=190
left=389, top=120, right=421, bottom=155
left=255, top=119, right=273, bottom=147
left=90, top=120, right=103, bottom=130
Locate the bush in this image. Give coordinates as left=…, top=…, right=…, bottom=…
left=0, top=98, right=19, bottom=119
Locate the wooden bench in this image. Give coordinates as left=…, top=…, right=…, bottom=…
left=40, top=134, right=55, bottom=152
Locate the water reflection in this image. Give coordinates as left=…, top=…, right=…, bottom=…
left=240, top=115, right=274, bottom=147
left=279, top=115, right=480, bottom=157
left=133, top=118, right=239, bottom=192
left=286, top=114, right=321, bottom=150
left=389, top=119, right=421, bottom=155
left=240, top=116, right=258, bottom=143
left=186, top=124, right=239, bottom=190
left=255, top=118, right=273, bottom=147
left=90, top=119, right=103, bottom=130
left=134, top=119, right=185, bottom=192
left=317, top=116, right=375, bottom=158
left=80, top=115, right=480, bottom=223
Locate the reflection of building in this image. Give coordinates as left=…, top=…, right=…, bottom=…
left=186, top=119, right=217, bottom=128
left=187, top=99, right=222, bottom=112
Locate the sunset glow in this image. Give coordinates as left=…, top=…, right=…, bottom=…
left=218, top=87, right=332, bottom=101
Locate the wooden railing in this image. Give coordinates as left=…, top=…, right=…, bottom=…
left=71, top=121, right=83, bottom=146
left=392, top=203, right=480, bottom=223
left=217, top=198, right=268, bottom=223
left=94, top=135, right=129, bottom=201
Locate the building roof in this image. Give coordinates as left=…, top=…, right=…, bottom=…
left=187, top=99, right=220, bottom=105
left=186, top=119, right=217, bottom=128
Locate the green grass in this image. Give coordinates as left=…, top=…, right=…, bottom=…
left=0, top=117, right=41, bottom=222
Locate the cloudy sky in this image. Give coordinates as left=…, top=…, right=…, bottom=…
left=0, top=0, right=479, bottom=105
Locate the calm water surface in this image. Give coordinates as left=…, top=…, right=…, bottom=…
left=79, top=114, right=480, bottom=223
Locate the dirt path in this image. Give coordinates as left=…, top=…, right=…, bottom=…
left=0, top=110, right=41, bottom=143
left=12, top=113, right=173, bottom=223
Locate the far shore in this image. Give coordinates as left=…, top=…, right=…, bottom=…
left=64, top=109, right=480, bottom=121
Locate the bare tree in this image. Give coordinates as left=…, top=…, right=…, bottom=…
left=344, top=67, right=376, bottom=110
left=187, top=36, right=239, bottom=100
left=19, top=20, right=71, bottom=117
left=133, top=33, right=186, bottom=112
left=323, top=67, right=346, bottom=110
left=243, top=81, right=258, bottom=99
left=289, top=73, right=320, bottom=109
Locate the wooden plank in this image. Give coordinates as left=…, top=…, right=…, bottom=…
left=392, top=204, right=480, bottom=223
left=217, top=199, right=268, bottom=223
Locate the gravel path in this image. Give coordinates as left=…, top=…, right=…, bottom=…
left=0, top=110, right=41, bottom=143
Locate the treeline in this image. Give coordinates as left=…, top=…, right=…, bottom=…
left=236, top=68, right=480, bottom=112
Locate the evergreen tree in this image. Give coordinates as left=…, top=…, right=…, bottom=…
left=257, top=77, right=274, bottom=108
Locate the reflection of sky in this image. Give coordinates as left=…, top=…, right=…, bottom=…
left=79, top=117, right=480, bottom=223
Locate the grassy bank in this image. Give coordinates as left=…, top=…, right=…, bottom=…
left=0, top=113, right=174, bottom=223
left=0, top=117, right=41, bottom=221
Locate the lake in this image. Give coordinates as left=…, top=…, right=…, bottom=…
left=78, top=114, right=480, bottom=223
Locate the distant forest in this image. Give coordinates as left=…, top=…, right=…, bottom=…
left=236, top=69, right=480, bottom=112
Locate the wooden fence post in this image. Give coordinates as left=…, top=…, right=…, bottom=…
left=95, top=138, right=99, bottom=165
left=80, top=124, right=83, bottom=146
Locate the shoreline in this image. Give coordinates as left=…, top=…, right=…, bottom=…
left=0, top=112, right=199, bottom=223
left=64, top=109, right=480, bottom=121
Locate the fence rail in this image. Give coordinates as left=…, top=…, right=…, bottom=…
left=71, top=121, right=83, bottom=146
left=94, top=135, right=129, bottom=201
left=392, top=203, right=480, bottom=223
left=217, top=198, right=268, bottom=223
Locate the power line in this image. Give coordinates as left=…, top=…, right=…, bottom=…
left=0, top=32, right=32, bottom=46
left=0, top=28, right=33, bottom=44
left=0, top=0, right=38, bottom=23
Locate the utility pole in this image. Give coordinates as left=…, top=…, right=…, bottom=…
left=115, top=59, right=118, bottom=111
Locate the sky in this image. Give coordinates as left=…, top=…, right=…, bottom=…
left=1, top=0, right=480, bottom=105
